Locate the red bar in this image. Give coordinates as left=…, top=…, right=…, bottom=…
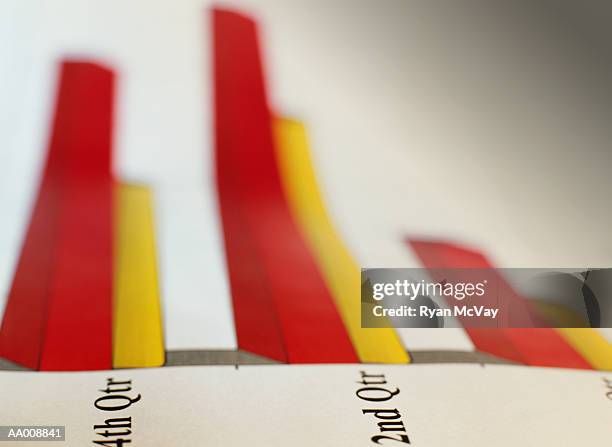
left=0, top=61, right=115, bottom=371
left=38, top=61, right=114, bottom=371
left=0, top=62, right=114, bottom=370
left=37, top=61, right=114, bottom=371
left=408, top=239, right=591, bottom=368
left=213, top=9, right=357, bottom=363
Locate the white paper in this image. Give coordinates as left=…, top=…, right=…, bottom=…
left=1, top=364, right=610, bottom=446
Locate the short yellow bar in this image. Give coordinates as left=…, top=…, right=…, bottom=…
left=113, top=183, right=164, bottom=368
left=274, top=118, right=409, bottom=363
left=558, top=328, right=612, bottom=371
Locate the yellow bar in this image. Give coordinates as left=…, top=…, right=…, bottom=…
left=274, top=118, right=409, bottom=363
left=113, top=183, right=165, bottom=368
left=558, top=328, right=612, bottom=371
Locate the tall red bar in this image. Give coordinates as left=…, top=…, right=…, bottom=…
left=0, top=61, right=115, bottom=371
left=213, top=9, right=357, bottom=363
left=39, top=61, right=114, bottom=371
